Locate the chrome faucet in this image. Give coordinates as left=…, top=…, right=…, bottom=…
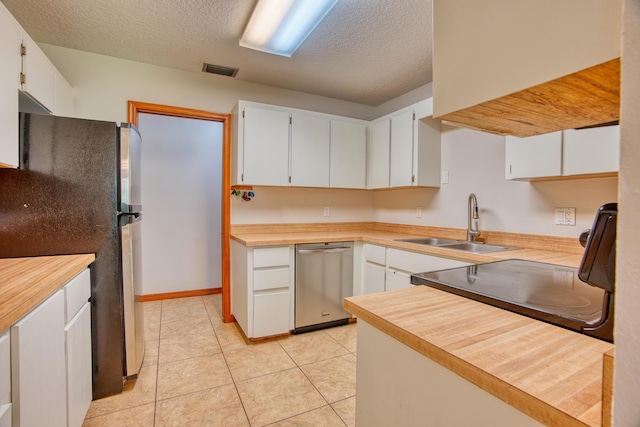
left=467, top=193, right=481, bottom=242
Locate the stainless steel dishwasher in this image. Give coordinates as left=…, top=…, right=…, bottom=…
left=294, top=241, right=354, bottom=333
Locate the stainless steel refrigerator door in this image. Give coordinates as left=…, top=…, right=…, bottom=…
left=295, top=242, right=353, bottom=329
left=121, top=213, right=145, bottom=378
left=120, top=124, right=142, bottom=213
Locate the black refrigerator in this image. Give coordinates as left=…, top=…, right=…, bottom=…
left=0, top=113, right=145, bottom=398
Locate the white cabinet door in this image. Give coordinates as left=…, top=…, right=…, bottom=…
left=386, top=269, right=412, bottom=291
left=65, top=303, right=92, bottom=427
left=0, top=404, right=11, bottom=427
left=19, top=29, right=56, bottom=113
left=11, top=289, right=66, bottom=427
left=253, top=291, right=290, bottom=337
left=390, top=110, right=415, bottom=187
left=0, top=331, right=9, bottom=407
left=242, top=106, right=290, bottom=186
left=364, top=263, right=386, bottom=295
left=290, top=112, right=330, bottom=187
left=0, top=2, right=19, bottom=167
left=369, top=119, right=390, bottom=189
left=505, top=132, right=562, bottom=179
left=330, top=120, right=367, bottom=189
left=562, top=125, right=619, bottom=176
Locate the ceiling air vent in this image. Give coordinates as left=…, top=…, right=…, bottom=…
left=202, top=63, right=239, bottom=77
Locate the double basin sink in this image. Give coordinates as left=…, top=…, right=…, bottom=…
left=395, top=237, right=520, bottom=254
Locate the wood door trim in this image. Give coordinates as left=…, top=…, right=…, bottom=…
left=128, top=100, right=234, bottom=323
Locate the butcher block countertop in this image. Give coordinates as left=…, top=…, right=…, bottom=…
left=231, top=222, right=584, bottom=267
left=0, top=254, right=95, bottom=332
left=345, top=287, right=614, bottom=427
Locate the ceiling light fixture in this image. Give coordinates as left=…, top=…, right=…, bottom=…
left=240, top=0, right=339, bottom=57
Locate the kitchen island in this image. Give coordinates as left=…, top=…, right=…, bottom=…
left=344, top=286, right=614, bottom=427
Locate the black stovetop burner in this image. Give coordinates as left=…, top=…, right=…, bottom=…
left=411, top=259, right=612, bottom=341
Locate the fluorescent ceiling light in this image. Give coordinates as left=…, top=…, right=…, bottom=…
left=240, top=0, right=339, bottom=57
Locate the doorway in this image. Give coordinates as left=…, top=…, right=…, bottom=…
left=128, top=101, right=233, bottom=322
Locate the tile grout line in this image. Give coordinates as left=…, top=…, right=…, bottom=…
left=207, top=299, right=252, bottom=426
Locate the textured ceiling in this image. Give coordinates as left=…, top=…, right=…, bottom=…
left=1, top=0, right=432, bottom=106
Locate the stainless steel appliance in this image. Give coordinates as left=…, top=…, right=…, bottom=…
left=411, top=203, right=617, bottom=343
left=0, top=113, right=145, bottom=398
left=295, top=242, right=353, bottom=333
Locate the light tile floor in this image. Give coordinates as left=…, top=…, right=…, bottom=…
left=83, top=294, right=357, bottom=427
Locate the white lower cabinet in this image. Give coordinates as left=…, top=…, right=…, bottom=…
left=65, top=303, right=92, bottom=427
left=0, top=330, right=10, bottom=427
left=253, top=291, right=291, bottom=338
left=11, top=289, right=67, bottom=427
left=385, top=269, right=412, bottom=291
left=231, top=241, right=294, bottom=339
left=10, top=268, right=92, bottom=427
left=363, top=244, right=386, bottom=295
left=362, top=245, right=472, bottom=294
left=364, top=262, right=386, bottom=295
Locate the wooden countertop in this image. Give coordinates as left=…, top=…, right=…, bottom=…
left=231, top=226, right=583, bottom=268
left=0, top=254, right=95, bottom=332
left=344, top=287, right=614, bottom=427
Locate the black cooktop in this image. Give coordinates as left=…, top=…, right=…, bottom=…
left=411, top=259, right=606, bottom=333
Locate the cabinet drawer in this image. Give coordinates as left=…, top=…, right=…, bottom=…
left=0, top=331, right=9, bottom=406
left=64, top=268, right=91, bottom=323
left=364, top=244, right=386, bottom=265
left=387, top=248, right=471, bottom=273
left=253, top=291, right=290, bottom=338
left=253, top=268, right=290, bottom=291
left=253, top=247, right=290, bottom=268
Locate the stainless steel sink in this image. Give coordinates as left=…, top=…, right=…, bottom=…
left=395, top=237, right=459, bottom=246
left=435, top=242, right=518, bottom=254
left=394, top=237, right=520, bottom=253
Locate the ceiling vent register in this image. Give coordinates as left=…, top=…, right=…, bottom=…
left=202, top=63, right=239, bottom=77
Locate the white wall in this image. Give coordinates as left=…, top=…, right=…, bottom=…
left=373, top=127, right=618, bottom=238
left=614, top=1, right=640, bottom=424
left=231, top=187, right=374, bottom=224
left=40, top=44, right=377, bottom=123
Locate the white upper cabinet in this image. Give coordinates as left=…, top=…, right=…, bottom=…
left=562, top=125, right=619, bottom=176
left=0, top=3, right=74, bottom=167
left=369, top=100, right=441, bottom=189
left=330, top=120, right=367, bottom=189
left=505, top=132, right=562, bottom=179
left=290, top=112, right=330, bottom=187
left=0, top=2, right=19, bottom=167
left=242, top=105, right=291, bottom=186
left=18, top=27, right=56, bottom=114
left=505, top=126, right=619, bottom=180
left=233, top=100, right=367, bottom=188
left=369, top=119, right=390, bottom=189
left=389, top=109, right=415, bottom=187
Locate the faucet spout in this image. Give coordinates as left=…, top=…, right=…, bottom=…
left=467, top=193, right=481, bottom=242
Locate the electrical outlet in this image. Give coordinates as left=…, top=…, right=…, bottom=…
left=323, top=206, right=330, bottom=217
left=416, top=206, right=422, bottom=218
left=554, top=207, right=576, bottom=226
left=441, top=171, right=449, bottom=184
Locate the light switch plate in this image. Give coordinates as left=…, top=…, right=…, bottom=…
left=416, top=206, right=422, bottom=218
left=554, top=207, right=576, bottom=226
left=441, top=171, right=449, bottom=184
